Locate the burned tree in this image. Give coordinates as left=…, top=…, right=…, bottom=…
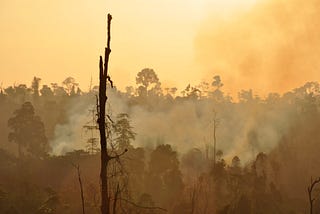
left=212, top=111, right=220, bottom=167
left=71, top=163, right=85, bottom=214
left=98, top=13, right=112, bottom=214
left=97, top=13, right=127, bottom=214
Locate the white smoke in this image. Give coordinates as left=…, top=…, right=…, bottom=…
left=49, top=89, right=294, bottom=164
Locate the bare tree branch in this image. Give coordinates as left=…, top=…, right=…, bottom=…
left=71, top=162, right=85, bottom=214
left=107, top=115, right=114, bottom=124
left=118, top=198, right=168, bottom=212
left=108, top=149, right=128, bottom=161
left=107, top=76, right=114, bottom=88
left=307, top=176, right=320, bottom=214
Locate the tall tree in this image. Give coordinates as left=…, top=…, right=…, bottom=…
left=40, top=84, right=54, bottom=98
left=114, top=113, right=136, bottom=151
left=97, top=14, right=127, bottom=214
left=211, top=75, right=224, bottom=102
left=83, top=108, right=99, bottom=155
left=146, top=144, right=184, bottom=207
left=31, top=77, right=41, bottom=99
left=8, top=102, right=49, bottom=158
left=98, top=13, right=112, bottom=214
left=62, top=77, right=79, bottom=96
left=212, top=111, right=220, bottom=167
left=136, top=68, right=161, bottom=97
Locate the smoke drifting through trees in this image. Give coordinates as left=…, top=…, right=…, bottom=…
left=2, top=1, right=320, bottom=212
left=196, top=0, right=320, bottom=95
left=4, top=73, right=308, bottom=165
left=2, top=73, right=320, bottom=213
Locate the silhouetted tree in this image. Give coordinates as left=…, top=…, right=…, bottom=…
left=136, top=68, right=161, bottom=97
left=114, top=113, right=136, bottom=151
left=62, top=77, right=79, bottom=96
left=98, top=13, right=112, bottom=214
left=181, top=84, right=201, bottom=99
left=97, top=13, right=127, bottom=214
left=147, top=144, right=184, bottom=208
left=51, top=83, right=67, bottom=97
left=8, top=102, right=49, bottom=158
left=5, top=84, right=31, bottom=103
left=40, top=85, right=54, bottom=98
left=31, top=77, right=41, bottom=100
left=83, top=108, right=99, bottom=154
left=211, top=75, right=224, bottom=101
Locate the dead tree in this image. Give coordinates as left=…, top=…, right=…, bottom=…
left=112, top=184, right=120, bottom=214
left=98, top=13, right=113, bottom=214
left=212, top=111, right=219, bottom=167
left=97, top=13, right=127, bottom=214
left=71, top=163, right=85, bottom=214
left=97, top=13, right=167, bottom=214
left=307, top=177, right=320, bottom=214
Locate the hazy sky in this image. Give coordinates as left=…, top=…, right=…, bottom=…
left=4, top=0, right=320, bottom=96
left=0, top=0, right=260, bottom=94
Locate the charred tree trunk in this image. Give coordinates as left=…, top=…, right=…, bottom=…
left=72, top=163, right=85, bottom=214
left=112, top=184, right=120, bottom=214
left=98, top=14, right=112, bottom=214
left=79, top=168, right=85, bottom=214
left=213, top=120, right=216, bottom=167
left=212, top=111, right=219, bottom=168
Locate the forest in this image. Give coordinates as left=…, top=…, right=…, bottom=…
left=2, top=0, right=320, bottom=212
left=1, top=69, right=320, bottom=213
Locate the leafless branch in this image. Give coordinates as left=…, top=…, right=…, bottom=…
left=71, top=162, right=85, bottom=214
left=107, top=76, right=114, bottom=88
left=118, top=198, right=168, bottom=212
left=107, top=115, right=114, bottom=124
left=307, top=176, right=320, bottom=214
left=108, top=149, right=128, bottom=161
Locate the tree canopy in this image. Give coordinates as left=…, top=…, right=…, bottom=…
left=8, top=102, right=49, bottom=158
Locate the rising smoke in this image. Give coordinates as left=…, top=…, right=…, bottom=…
left=50, top=0, right=320, bottom=162
left=49, top=88, right=297, bottom=164
left=195, top=0, right=320, bottom=95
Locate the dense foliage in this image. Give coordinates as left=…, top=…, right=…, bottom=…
left=1, top=73, right=320, bottom=213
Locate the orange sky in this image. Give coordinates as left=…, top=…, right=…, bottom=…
left=0, top=0, right=200, bottom=89
left=5, top=0, right=308, bottom=96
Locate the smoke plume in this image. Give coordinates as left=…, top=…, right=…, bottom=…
left=195, top=0, right=320, bottom=95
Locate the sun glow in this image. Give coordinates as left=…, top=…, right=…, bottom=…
left=205, top=0, right=261, bottom=15
left=0, top=0, right=262, bottom=92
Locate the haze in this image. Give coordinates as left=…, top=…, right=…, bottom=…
left=0, top=0, right=259, bottom=94
left=3, top=1, right=320, bottom=213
